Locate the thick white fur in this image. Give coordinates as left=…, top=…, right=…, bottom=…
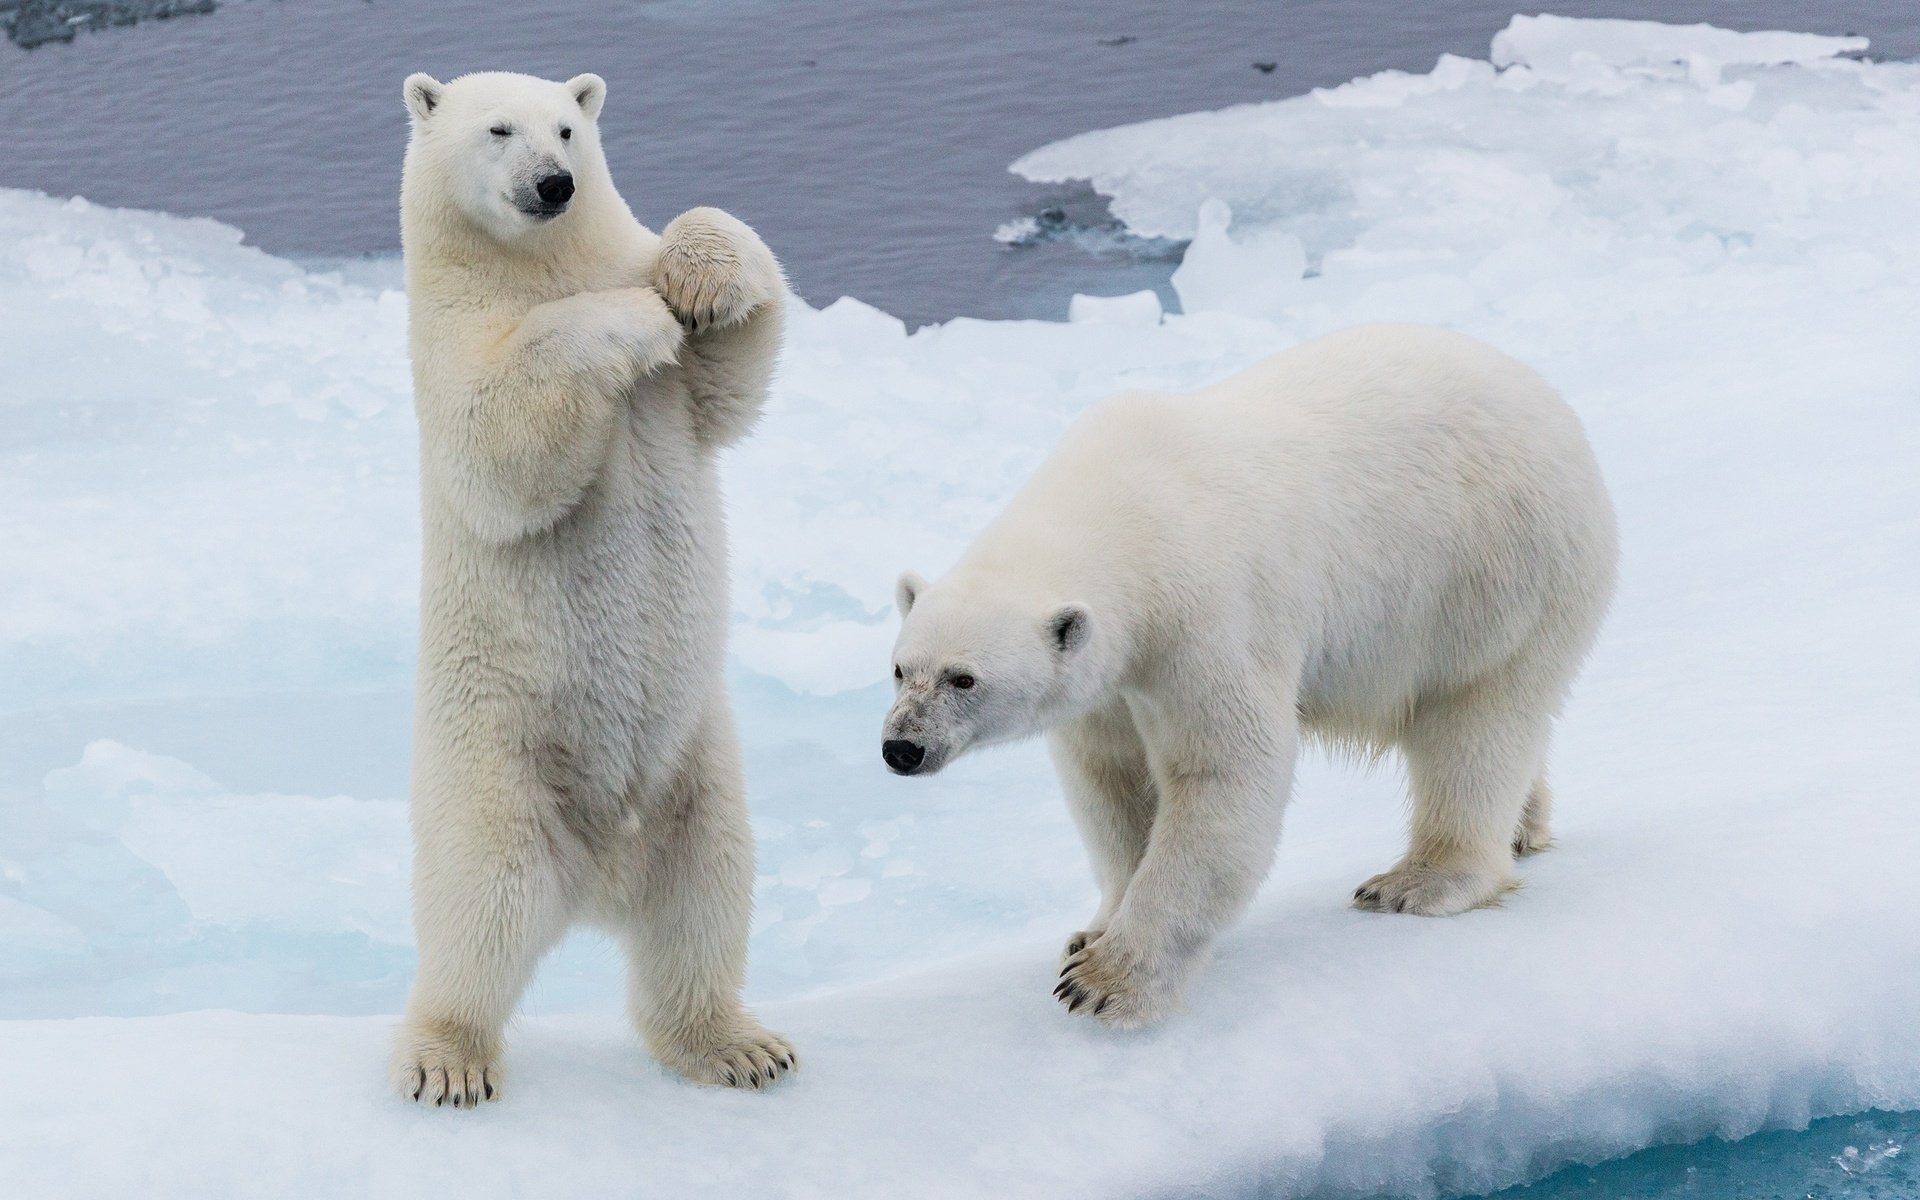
left=394, top=70, right=793, bottom=1105
left=885, top=325, right=1617, bottom=1028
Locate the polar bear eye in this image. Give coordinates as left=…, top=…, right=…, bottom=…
left=893, top=665, right=903, bottom=681
left=951, top=674, right=976, bottom=690
left=560, top=126, right=573, bottom=141
left=489, top=124, right=511, bottom=137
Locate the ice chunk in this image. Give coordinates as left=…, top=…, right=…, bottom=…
left=1168, top=198, right=1307, bottom=318
left=1490, top=14, right=1869, bottom=81
left=1066, top=288, right=1163, bottom=326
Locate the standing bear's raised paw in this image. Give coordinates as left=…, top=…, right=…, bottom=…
left=653, top=207, right=782, bottom=334
left=649, top=1017, right=798, bottom=1091
left=392, top=1016, right=503, bottom=1109
left=1054, top=932, right=1182, bottom=1029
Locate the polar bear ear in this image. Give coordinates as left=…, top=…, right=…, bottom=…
left=403, top=73, right=445, bottom=123
left=567, top=73, right=607, bottom=120
left=895, top=571, right=929, bottom=618
left=1048, top=603, right=1092, bottom=655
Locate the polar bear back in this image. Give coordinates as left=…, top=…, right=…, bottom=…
left=966, top=323, right=1617, bottom=739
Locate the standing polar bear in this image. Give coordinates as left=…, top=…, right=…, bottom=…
left=394, top=70, right=793, bottom=1105
left=884, top=324, right=1617, bottom=1029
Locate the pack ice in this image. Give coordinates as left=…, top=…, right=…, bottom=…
left=2, top=15, right=1917, bottom=1199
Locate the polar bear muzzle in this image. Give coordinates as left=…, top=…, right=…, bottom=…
left=528, top=171, right=574, bottom=215
left=881, top=739, right=927, bottom=775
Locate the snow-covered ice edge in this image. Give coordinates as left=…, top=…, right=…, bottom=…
left=3, top=13, right=1919, bottom=1199
left=6, top=799, right=1919, bottom=1200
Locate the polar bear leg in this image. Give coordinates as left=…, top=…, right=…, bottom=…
left=1048, top=701, right=1157, bottom=961
left=393, top=770, right=572, bottom=1107
left=652, top=208, right=785, bottom=449
left=1354, top=684, right=1550, bottom=916
left=1057, top=683, right=1299, bottom=1027
left=622, top=711, right=795, bottom=1089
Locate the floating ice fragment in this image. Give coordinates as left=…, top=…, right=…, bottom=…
left=1490, top=15, right=1868, bottom=82
left=1833, top=1140, right=1902, bottom=1175
left=1169, top=198, right=1306, bottom=319
left=994, top=216, right=1041, bottom=245
left=1066, top=289, right=1162, bottom=326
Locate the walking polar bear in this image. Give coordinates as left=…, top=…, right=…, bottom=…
left=394, top=70, right=793, bottom=1105
left=884, top=324, right=1617, bottom=1028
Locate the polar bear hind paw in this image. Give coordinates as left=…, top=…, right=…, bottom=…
left=1352, top=860, right=1513, bottom=916
left=656, top=1022, right=797, bottom=1090
left=1061, top=928, right=1104, bottom=960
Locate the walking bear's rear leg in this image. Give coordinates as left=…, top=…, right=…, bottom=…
left=1354, top=685, right=1551, bottom=916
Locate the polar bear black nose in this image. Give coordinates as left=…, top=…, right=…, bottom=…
left=882, top=739, right=926, bottom=775
left=536, top=172, right=574, bottom=205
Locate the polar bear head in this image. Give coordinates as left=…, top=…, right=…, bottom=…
left=881, top=570, right=1103, bottom=776
left=401, top=70, right=611, bottom=245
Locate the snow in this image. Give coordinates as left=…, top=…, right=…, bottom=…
left=3, top=13, right=1919, bottom=1198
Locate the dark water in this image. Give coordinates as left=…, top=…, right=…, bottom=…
left=1, top=0, right=1915, bottom=324
left=1482, top=1109, right=1919, bottom=1200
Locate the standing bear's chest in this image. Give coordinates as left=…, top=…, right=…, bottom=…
left=530, top=373, right=729, bottom=794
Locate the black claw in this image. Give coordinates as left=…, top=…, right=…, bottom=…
left=1068, top=995, right=1086, bottom=1014
left=1095, top=997, right=1112, bottom=1016
left=483, top=1082, right=494, bottom=1100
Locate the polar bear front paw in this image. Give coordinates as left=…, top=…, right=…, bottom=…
left=1055, top=935, right=1177, bottom=1029
left=1352, top=860, right=1513, bottom=916
left=652, top=1019, right=798, bottom=1090
left=654, top=207, right=780, bottom=333
left=601, top=286, right=687, bottom=374
left=392, top=1018, right=503, bottom=1109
